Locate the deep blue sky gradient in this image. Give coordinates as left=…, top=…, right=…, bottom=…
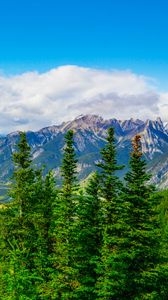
left=0, top=0, right=168, bottom=86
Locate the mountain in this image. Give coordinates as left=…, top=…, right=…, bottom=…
left=0, top=114, right=168, bottom=189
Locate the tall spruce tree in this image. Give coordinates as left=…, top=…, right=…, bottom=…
left=96, top=127, right=126, bottom=299
left=0, top=133, right=58, bottom=299
left=51, top=130, right=79, bottom=299
left=61, top=130, right=78, bottom=196
left=123, top=135, right=162, bottom=299
left=0, top=132, right=40, bottom=299
left=75, top=172, right=101, bottom=299
left=34, top=171, right=58, bottom=299
left=157, top=190, right=168, bottom=298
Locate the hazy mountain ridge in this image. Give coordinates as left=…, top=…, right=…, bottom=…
left=0, top=114, right=168, bottom=188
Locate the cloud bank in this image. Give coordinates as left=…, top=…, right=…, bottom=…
left=0, top=65, right=167, bottom=133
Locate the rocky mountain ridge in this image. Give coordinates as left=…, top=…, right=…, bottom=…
left=1, top=114, right=168, bottom=188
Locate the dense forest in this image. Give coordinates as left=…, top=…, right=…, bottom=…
left=0, top=128, right=168, bottom=299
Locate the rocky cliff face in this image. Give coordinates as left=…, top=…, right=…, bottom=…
left=0, top=114, right=168, bottom=188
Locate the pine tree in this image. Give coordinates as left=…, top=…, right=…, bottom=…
left=123, top=135, right=162, bottom=299
left=75, top=172, right=101, bottom=299
left=51, top=130, right=79, bottom=299
left=33, top=170, right=58, bottom=299
left=0, top=132, right=40, bottom=299
left=61, top=130, right=78, bottom=195
left=12, top=132, right=35, bottom=218
left=96, top=127, right=126, bottom=299
left=0, top=133, right=59, bottom=299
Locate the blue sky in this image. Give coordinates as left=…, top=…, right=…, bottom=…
left=0, top=0, right=168, bottom=84
left=0, top=0, right=168, bottom=133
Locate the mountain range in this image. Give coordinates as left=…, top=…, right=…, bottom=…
left=0, top=114, right=168, bottom=189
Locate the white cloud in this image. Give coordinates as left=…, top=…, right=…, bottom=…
left=158, top=92, right=168, bottom=122
left=0, top=65, right=166, bottom=133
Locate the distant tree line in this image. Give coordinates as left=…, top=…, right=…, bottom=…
left=0, top=128, right=168, bottom=299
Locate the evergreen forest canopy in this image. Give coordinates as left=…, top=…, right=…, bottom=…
left=0, top=128, right=168, bottom=299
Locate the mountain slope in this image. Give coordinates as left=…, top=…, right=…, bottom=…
left=0, top=114, right=168, bottom=188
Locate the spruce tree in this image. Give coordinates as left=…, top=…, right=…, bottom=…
left=33, top=171, right=58, bottom=298
left=61, top=130, right=78, bottom=195
left=51, top=130, right=79, bottom=299
left=75, top=172, right=101, bottom=299
left=0, top=133, right=58, bottom=299
left=123, top=135, right=162, bottom=299
left=96, top=127, right=126, bottom=299
left=0, top=132, right=40, bottom=299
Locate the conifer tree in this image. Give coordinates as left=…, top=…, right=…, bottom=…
left=51, top=130, right=79, bottom=299
left=75, top=172, right=100, bottom=299
left=12, top=132, right=35, bottom=218
left=43, top=171, right=57, bottom=256
left=61, top=130, right=78, bottom=195
left=34, top=170, right=58, bottom=298
left=0, top=132, right=40, bottom=298
left=0, top=133, right=58, bottom=299
left=96, top=127, right=126, bottom=299
left=123, top=135, right=162, bottom=299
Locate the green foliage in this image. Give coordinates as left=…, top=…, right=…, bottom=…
left=0, top=133, right=57, bottom=299
left=96, top=127, right=127, bottom=299
left=97, top=127, right=124, bottom=201
left=51, top=130, right=79, bottom=299
left=75, top=172, right=100, bottom=299
left=61, top=130, right=78, bottom=195
left=32, top=171, right=58, bottom=299
left=0, top=129, right=168, bottom=299
left=122, top=135, right=162, bottom=299
left=0, top=132, right=41, bottom=298
left=158, top=189, right=168, bottom=257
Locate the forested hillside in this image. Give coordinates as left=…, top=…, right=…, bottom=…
left=0, top=128, right=168, bottom=299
